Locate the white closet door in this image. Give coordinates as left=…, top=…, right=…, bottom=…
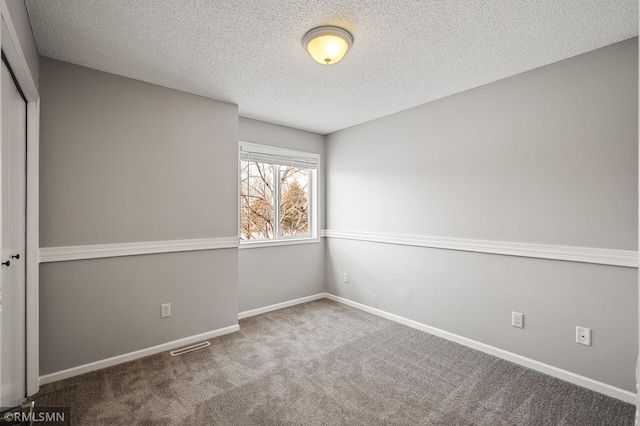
left=1, top=59, right=27, bottom=407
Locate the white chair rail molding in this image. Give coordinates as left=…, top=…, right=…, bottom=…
left=321, top=230, right=639, bottom=268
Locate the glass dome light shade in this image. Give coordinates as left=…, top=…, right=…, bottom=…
left=302, top=26, right=353, bottom=65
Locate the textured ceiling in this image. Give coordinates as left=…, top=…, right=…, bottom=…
left=26, top=0, right=638, bottom=135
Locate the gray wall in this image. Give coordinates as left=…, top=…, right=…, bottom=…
left=39, top=58, right=239, bottom=374
left=238, top=117, right=325, bottom=312
left=40, top=59, right=238, bottom=246
left=40, top=251, right=237, bottom=374
left=326, top=38, right=638, bottom=391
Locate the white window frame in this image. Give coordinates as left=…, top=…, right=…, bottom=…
left=238, top=141, right=320, bottom=248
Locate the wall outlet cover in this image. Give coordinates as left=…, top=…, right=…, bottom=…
left=576, top=326, right=591, bottom=346
left=161, top=303, right=171, bottom=318
left=512, top=311, right=524, bottom=328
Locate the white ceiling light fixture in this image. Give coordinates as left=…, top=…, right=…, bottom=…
left=302, top=26, right=353, bottom=65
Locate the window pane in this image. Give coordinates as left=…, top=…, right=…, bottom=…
left=279, top=166, right=309, bottom=237
left=240, top=161, right=274, bottom=240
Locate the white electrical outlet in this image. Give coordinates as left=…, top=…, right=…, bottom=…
left=343, top=272, right=349, bottom=283
left=161, top=303, right=171, bottom=318
left=512, top=311, right=524, bottom=328
left=576, top=326, right=591, bottom=346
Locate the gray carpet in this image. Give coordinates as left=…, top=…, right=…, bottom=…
left=34, top=299, right=634, bottom=425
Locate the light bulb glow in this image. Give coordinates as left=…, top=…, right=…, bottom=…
left=302, top=26, right=353, bottom=65
left=326, top=40, right=340, bottom=56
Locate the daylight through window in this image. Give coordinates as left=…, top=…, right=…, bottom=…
left=240, top=143, right=318, bottom=243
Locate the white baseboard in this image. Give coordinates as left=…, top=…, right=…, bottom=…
left=238, top=293, right=326, bottom=319
left=324, top=293, right=636, bottom=404
left=39, top=295, right=324, bottom=386
left=38, top=294, right=636, bottom=404
left=39, top=324, right=240, bottom=385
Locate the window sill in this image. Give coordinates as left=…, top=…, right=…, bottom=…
left=239, top=237, right=321, bottom=249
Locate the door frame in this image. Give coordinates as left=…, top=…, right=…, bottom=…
left=0, top=2, right=40, bottom=397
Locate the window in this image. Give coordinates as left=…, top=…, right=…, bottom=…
left=239, top=142, right=319, bottom=246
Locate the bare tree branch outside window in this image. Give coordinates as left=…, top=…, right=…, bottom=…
left=280, top=166, right=309, bottom=237
left=240, top=161, right=309, bottom=240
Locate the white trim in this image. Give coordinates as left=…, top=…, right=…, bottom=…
left=39, top=325, right=240, bottom=385
left=239, top=141, right=321, bottom=161
left=40, top=293, right=325, bottom=385
left=0, top=2, right=41, bottom=397
left=25, top=99, right=38, bottom=396
left=35, top=292, right=637, bottom=403
left=39, top=237, right=240, bottom=263
left=0, top=16, right=4, bottom=404
left=238, top=237, right=320, bottom=249
left=322, top=230, right=638, bottom=268
left=324, top=293, right=636, bottom=404
left=238, top=293, right=326, bottom=319
left=0, top=2, right=38, bottom=100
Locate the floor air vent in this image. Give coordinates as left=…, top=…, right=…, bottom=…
left=170, top=341, right=211, bottom=356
